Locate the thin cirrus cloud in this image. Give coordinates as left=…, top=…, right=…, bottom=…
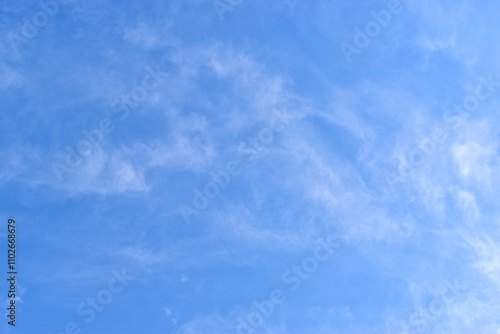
left=1, top=0, right=500, bottom=333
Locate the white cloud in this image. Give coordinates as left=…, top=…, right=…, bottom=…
left=453, top=140, right=496, bottom=183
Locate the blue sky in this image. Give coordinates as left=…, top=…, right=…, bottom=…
left=1, top=0, right=500, bottom=333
